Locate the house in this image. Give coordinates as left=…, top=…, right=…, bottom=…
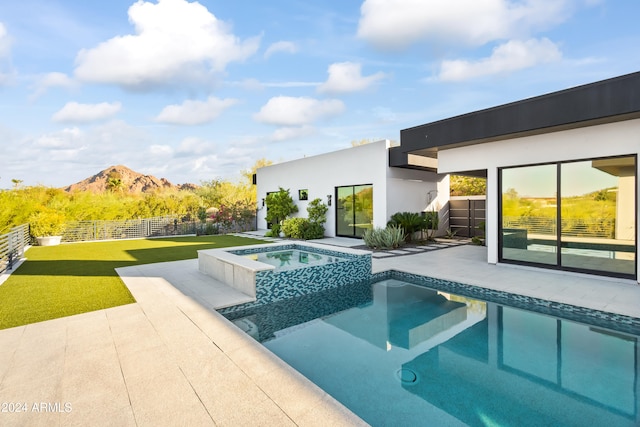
left=256, top=140, right=448, bottom=238
left=391, top=71, right=639, bottom=281
left=257, top=72, right=638, bottom=281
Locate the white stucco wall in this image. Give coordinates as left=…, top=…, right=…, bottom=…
left=437, top=118, right=640, bottom=281
left=386, top=167, right=450, bottom=235
left=256, top=140, right=442, bottom=237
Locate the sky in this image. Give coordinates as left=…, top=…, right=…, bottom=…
left=1, top=0, right=639, bottom=188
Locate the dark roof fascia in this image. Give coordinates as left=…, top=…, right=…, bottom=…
left=391, top=71, right=640, bottom=168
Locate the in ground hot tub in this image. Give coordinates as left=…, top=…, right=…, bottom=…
left=198, top=242, right=371, bottom=304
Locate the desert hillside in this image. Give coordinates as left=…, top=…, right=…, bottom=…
left=63, top=165, right=197, bottom=193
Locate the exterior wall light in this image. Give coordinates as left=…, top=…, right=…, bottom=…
left=327, top=195, right=332, bottom=206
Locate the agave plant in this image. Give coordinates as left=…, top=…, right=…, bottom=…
left=363, top=225, right=405, bottom=249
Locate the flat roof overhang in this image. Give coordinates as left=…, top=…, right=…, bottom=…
left=390, top=71, right=640, bottom=172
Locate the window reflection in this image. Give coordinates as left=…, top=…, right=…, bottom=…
left=560, top=158, right=636, bottom=275
left=500, top=156, right=636, bottom=277
left=501, top=164, right=557, bottom=265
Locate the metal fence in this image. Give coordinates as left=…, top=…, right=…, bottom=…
left=502, top=216, right=615, bottom=238
left=0, top=224, right=30, bottom=274
left=61, top=215, right=257, bottom=243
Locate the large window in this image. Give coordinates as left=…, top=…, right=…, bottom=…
left=500, top=156, right=636, bottom=278
left=336, top=184, right=373, bottom=237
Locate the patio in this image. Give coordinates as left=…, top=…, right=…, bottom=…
left=0, top=243, right=638, bottom=426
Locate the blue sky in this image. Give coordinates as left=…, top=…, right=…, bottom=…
left=1, top=0, right=638, bottom=188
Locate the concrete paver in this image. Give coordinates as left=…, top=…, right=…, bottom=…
left=0, top=243, right=638, bottom=426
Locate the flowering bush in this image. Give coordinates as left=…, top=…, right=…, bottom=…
left=209, top=201, right=255, bottom=233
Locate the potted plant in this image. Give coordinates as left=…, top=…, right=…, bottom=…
left=29, top=210, right=67, bottom=246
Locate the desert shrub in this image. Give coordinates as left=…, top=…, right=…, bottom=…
left=363, top=225, right=405, bottom=249
left=28, top=209, right=67, bottom=237
left=282, top=217, right=309, bottom=239
left=422, top=211, right=440, bottom=240
left=387, top=212, right=425, bottom=242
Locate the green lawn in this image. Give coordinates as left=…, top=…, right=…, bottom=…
left=0, top=235, right=264, bottom=330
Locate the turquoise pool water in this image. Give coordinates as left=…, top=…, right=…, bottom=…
left=221, top=276, right=639, bottom=427
left=242, top=248, right=349, bottom=270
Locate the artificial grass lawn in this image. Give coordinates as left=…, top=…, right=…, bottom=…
left=0, top=235, right=264, bottom=330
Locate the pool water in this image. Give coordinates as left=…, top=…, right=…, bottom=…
left=221, top=278, right=639, bottom=427
left=242, top=249, right=349, bottom=270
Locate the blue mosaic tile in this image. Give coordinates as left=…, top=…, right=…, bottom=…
left=221, top=244, right=371, bottom=312
left=383, top=270, right=640, bottom=336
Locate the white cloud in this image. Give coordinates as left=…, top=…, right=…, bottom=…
left=438, top=38, right=562, bottom=81
left=155, top=96, right=238, bottom=125
left=52, top=101, right=122, bottom=123
left=35, top=127, right=82, bottom=148
left=0, top=23, right=11, bottom=57
left=317, top=62, right=385, bottom=94
left=30, top=72, right=77, bottom=99
left=357, top=0, right=572, bottom=50
left=176, top=137, right=215, bottom=156
left=148, top=144, right=173, bottom=157
left=74, top=0, right=260, bottom=90
left=271, top=126, right=315, bottom=141
left=0, top=22, right=15, bottom=85
left=264, top=41, right=298, bottom=59
left=230, top=79, right=321, bottom=90
left=254, top=96, right=345, bottom=126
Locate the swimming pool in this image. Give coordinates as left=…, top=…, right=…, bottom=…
left=241, top=248, right=349, bottom=271
left=220, top=271, right=640, bottom=426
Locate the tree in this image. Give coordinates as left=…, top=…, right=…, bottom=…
left=351, top=139, right=373, bottom=147
left=11, top=179, right=23, bottom=189
left=241, top=158, right=273, bottom=186
left=265, top=187, right=298, bottom=235
left=450, top=175, right=486, bottom=196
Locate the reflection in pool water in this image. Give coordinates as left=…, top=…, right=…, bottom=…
left=222, top=278, right=639, bottom=427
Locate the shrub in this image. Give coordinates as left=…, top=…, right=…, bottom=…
left=28, top=209, right=67, bottom=237
left=423, top=211, right=440, bottom=240
left=363, top=225, right=405, bottom=249
left=265, top=188, right=298, bottom=230
left=304, top=222, right=324, bottom=240
left=268, top=223, right=282, bottom=237
left=282, top=217, right=308, bottom=239
left=388, top=212, right=424, bottom=242
left=307, top=198, right=328, bottom=225
left=281, top=218, right=325, bottom=240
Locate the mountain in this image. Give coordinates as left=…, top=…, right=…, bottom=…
left=63, top=165, right=198, bottom=193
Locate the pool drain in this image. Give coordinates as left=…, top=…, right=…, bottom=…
left=396, top=368, right=418, bottom=385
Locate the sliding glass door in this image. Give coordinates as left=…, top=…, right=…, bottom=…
left=501, top=164, right=557, bottom=265
left=500, top=156, right=636, bottom=278
left=560, top=158, right=636, bottom=275
left=336, top=184, right=373, bottom=237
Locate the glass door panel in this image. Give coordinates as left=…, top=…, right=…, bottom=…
left=354, top=185, right=373, bottom=237
left=501, top=165, right=557, bottom=265
left=336, top=185, right=373, bottom=237
left=336, top=186, right=354, bottom=236
left=560, top=158, right=636, bottom=275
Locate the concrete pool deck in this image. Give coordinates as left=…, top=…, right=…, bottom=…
left=1, top=243, right=639, bottom=426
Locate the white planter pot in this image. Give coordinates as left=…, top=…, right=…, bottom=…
left=36, top=236, right=62, bottom=246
